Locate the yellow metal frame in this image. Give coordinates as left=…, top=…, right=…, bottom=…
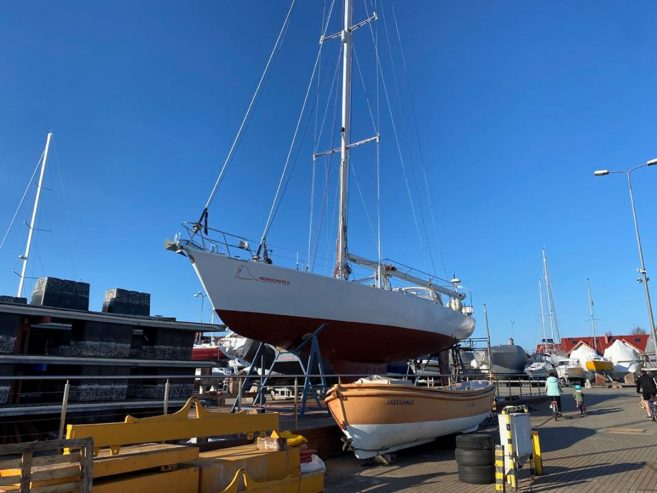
left=531, top=430, right=543, bottom=475
left=66, top=398, right=279, bottom=455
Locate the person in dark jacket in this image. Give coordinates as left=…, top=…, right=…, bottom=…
left=636, top=370, right=657, bottom=418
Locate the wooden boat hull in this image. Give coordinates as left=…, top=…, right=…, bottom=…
left=325, top=380, right=495, bottom=459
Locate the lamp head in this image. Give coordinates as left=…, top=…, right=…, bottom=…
left=647, top=158, right=657, bottom=166
left=593, top=169, right=609, bottom=176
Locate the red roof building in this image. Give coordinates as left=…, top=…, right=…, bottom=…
left=536, top=334, right=648, bottom=355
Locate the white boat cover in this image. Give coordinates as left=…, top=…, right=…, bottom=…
left=604, top=339, right=642, bottom=374
left=570, top=344, right=599, bottom=370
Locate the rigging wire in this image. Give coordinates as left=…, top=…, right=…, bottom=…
left=378, top=3, right=436, bottom=276
left=350, top=161, right=377, bottom=247
left=308, top=43, right=343, bottom=270
left=195, top=0, right=297, bottom=231
left=311, top=62, right=342, bottom=272
left=390, top=4, right=448, bottom=276
left=308, top=0, right=328, bottom=270
left=362, top=1, right=432, bottom=274
left=374, top=0, right=382, bottom=282
left=0, top=151, right=44, bottom=253
left=259, top=0, right=337, bottom=253
left=51, top=139, right=79, bottom=279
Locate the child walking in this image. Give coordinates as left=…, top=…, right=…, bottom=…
left=573, top=384, right=586, bottom=415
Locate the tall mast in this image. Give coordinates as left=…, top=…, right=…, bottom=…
left=587, top=278, right=598, bottom=353
left=335, top=0, right=353, bottom=280
left=538, top=276, right=547, bottom=342
left=542, top=248, right=560, bottom=342
left=17, top=132, right=52, bottom=298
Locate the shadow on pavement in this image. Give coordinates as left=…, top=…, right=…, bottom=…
left=536, top=426, right=596, bottom=453
left=531, top=462, right=645, bottom=492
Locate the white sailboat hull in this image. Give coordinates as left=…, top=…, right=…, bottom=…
left=183, top=245, right=475, bottom=366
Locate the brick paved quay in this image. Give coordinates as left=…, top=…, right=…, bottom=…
left=324, top=387, right=657, bottom=492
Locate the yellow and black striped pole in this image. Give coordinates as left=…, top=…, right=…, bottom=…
left=495, top=445, right=506, bottom=491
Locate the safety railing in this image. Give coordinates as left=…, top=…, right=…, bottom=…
left=0, top=370, right=549, bottom=443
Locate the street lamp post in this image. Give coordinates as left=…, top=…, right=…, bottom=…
left=194, top=291, right=206, bottom=344
left=594, top=158, right=657, bottom=360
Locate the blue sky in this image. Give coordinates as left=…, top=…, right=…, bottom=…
left=1, top=1, right=657, bottom=350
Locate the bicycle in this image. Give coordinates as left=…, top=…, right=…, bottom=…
left=550, top=397, right=561, bottom=421
left=648, top=399, right=657, bottom=422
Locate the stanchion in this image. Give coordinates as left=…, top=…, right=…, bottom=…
left=495, top=444, right=506, bottom=492
left=531, top=430, right=544, bottom=475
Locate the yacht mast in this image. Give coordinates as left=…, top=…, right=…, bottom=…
left=587, top=278, right=598, bottom=352
left=335, top=0, right=353, bottom=280
left=542, top=248, right=561, bottom=342
left=538, top=276, right=547, bottom=342
left=17, top=131, right=52, bottom=298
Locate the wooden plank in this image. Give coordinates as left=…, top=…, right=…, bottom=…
left=93, top=466, right=198, bottom=493
left=31, top=481, right=79, bottom=493
left=81, top=441, right=93, bottom=493
left=0, top=439, right=91, bottom=456
left=0, top=474, right=21, bottom=487
left=31, top=465, right=80, bottom=482
left=93, top=444, right=198, bottom=479
left=20, top=451, right=32, bottom=493
left=0, top=459, right=23, bottom=470
left=32, top=454, right=80, bottom=468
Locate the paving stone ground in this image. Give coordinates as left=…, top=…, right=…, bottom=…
left=324, top=387, right=657, bottom=492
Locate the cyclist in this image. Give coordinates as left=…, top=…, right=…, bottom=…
left=636, top=370, right=657, bottom=418
left=545, top=371, right=562, bottom=417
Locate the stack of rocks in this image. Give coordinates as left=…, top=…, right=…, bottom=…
left=31, top=277, right=89, bottom=311
left=0, top=297, right=25, bottom=405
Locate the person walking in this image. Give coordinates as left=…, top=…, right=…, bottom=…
left=573, top=384, right=586, bottom=415
left=636, top=370, right=657, bottom=418
left=545, top=371, right=562, bottom=416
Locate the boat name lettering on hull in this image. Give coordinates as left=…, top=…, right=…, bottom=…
left=235, top=266, right=290, bottom=286
left=386, top=399, right=414, bottom=406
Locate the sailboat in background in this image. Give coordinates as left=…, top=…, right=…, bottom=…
left=535, top=248, right=585, bottom=384
left=167, top=0, right=475, bottom=373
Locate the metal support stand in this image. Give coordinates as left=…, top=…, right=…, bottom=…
left=231, top=342, right=267, bottom=412
left=230, top=323, right=329, bottom=414
left=298, top=325, right=328, bottom=417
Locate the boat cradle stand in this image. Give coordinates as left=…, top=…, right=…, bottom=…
left=231, top=324, right=330, bottom=417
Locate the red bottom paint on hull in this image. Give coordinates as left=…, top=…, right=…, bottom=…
left=216, top=308, right=458, bottom=366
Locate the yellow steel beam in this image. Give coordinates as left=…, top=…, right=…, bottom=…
left=66, top=398, right=278, bottom=454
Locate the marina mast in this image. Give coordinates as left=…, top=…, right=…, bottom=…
left=538, top=276, right=547, bottom=341
left=17, top=131, right=52, bottom=298
left=587, top=278, right=598, bottom=352
left=542, top=248, right=561, bottom=342
left=335, top=0, right=353, bottom=280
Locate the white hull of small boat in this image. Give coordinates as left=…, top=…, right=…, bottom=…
left=325, top=378, right=494, bottom=459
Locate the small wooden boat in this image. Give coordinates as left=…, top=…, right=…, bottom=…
left=585, top=358, right=613, bottom=372
left=325, top=377, right=495, bottom=459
